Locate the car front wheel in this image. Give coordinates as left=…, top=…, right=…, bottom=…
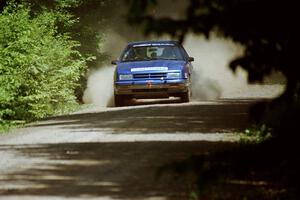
left=114, top=94, right=130, bottom=107
left=180, top=90, right=190, bottom=103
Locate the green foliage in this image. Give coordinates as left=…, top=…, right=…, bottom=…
left=54, top=0, right=84, bottom=8
left=23, top=0, right=115, bottom=100
left=0, top=2, right=87, bottom=123
left=26, top=0, right=113, bottom=68
left=239, top=124, right=272, bottom=144
left=0, top=120, right=25, bottom=133
left=189, top=191, right=199, bottom=200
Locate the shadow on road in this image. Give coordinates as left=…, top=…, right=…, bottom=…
left=1, top=99, right=288, bottom=199
left=0, top=141, right=238, bottom=199
left=31, top=99, right=257, bottom=134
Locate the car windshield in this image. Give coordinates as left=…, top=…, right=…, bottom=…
left=121, top=44, right=185, bottom=62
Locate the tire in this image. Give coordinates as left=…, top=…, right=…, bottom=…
left=114, top=94, right=130, bottom=107
left=180, top=89, right=190, bottom=103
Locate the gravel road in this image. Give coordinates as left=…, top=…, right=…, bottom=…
left=0, top=99, right=258, bottom=200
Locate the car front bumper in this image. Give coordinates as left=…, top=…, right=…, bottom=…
left=114, top=79, right=189, bottom=98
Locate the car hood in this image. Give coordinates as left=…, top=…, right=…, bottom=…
left=116, top=60, right=186, bottom=73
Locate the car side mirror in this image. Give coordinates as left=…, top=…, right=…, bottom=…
left=111, top=60, right=118, bottom=65
left=188, top=57, right=194, bottom=62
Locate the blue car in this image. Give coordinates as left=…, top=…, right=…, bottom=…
left=112, top=41, right=194, bottom=106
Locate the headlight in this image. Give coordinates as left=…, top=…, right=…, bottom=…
left=119, top=74, right=133, bottom=80
left=167, top=72, right=181, bottom=79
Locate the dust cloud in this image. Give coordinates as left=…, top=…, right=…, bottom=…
left=81, top=0, right=284, bottom=106
left=185, top=34, right=285, bottom=100
left=83, top=33, right=284, bottom=106
left=82, top=31, right=128, bottom=107
left=82, top=67, right=115, bottom=107
left=186, top=34, right=243, bottom=100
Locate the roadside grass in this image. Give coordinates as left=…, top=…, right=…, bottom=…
left=0, top=120, right=25, bottom=134
left=238, top=124, right=272, bottom=144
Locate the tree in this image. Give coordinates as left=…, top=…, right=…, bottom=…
left=0, top=2, right=87, bottom=122
left=26, top=0, right=118, bottom=100
left=127, top=0, right=300, bottom=139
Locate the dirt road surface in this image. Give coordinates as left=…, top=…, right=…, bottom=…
left=0, top=99, right=259, bottom=200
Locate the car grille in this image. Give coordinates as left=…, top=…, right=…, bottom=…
left=133, top=73, right=167, bottom=79
left=132, top=88, right=168, bottom=93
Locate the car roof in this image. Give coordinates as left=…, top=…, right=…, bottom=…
left=127, top=40, right=180, bottom=47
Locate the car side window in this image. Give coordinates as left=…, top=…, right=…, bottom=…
left=123, top=48, right=136, bottom=60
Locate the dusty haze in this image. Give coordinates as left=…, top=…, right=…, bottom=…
left=83, top=32, right=284, bottom=106
left=184, top=35, right=285, bottom=99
